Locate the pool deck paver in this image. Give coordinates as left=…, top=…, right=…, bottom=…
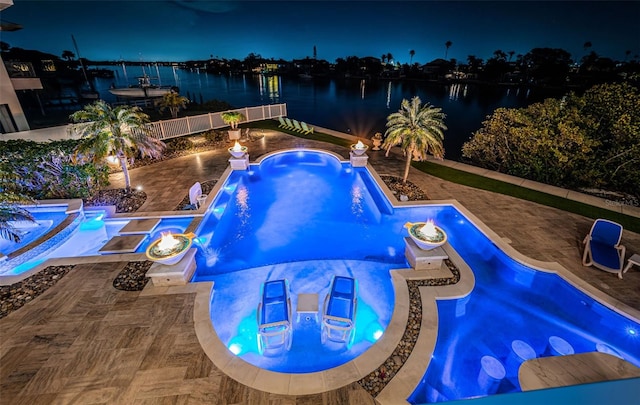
left=1, top=129, right=639, bottom=404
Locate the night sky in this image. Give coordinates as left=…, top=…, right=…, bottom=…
left=2, top=1, right=639, bottom=64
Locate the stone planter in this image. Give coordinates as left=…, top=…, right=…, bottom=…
left=228, top=129, right=241, bottom=140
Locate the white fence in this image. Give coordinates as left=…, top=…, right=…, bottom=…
left=1, top=103, right=288, bottom=142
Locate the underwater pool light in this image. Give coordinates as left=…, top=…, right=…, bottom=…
left=228, top=343, right=242, bottom=355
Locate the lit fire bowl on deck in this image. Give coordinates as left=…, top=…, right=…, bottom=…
left=404, top=220, right=447, bottom=250
left=228, top=141, right=248, bottom=158
left=350, top=140, right=369, bottom=156
left=146, top=232, right=196, bottom=265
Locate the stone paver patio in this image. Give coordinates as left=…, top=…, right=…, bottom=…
left=1, top=129, right=639, bottom=404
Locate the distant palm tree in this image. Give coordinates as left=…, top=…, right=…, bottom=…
left=445, top=41, right=452, bottom=59
left=381, top=54, right=387, bottom=64
left=493, top=49, right=507, bottom=61
left=508, top=50, right=515, bottom=62
left=61, top=50, right=75, bottom=61
left=158, top=91, right=189, bottom=119
left=387, top=53, right=393, bottom=64
left=409, top=49, right=415, bottom=64
left=0, top=169, right=34, bottom=243
left=70, top=100, right=165, bottom=190
left=382, top=96, right=447, bottom=183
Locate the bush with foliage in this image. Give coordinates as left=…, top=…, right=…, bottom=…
left=203, top=129, right=226, bottom=143
left=462, top=83, right=639, bottom=197
left=0, top=139, right=109, bottom=200
left=165, top=137, right=194, bottom=153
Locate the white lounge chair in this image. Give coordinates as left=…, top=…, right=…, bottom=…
left=301, top=122, right=314, bottom=134
left=278, top=116, right=287, bottom=128
left=582, top=218, right=626, bottom=278
left=188, top=182, right=207, bottom=209
left=292, top=119, right=304, bottom=132
left=321, top=276, right=357, bottom=344
left=284, top=118, right=295, bottom=130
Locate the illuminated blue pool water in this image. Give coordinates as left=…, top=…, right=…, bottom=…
left=0, top=206, right=68, bottom=256
left=1, top=208, right=193, bottom=278
left=190, top=150, right=640, bottom=398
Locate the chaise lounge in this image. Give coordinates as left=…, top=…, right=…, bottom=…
left=257, top=279, right=293, bottom=352
left=582, top=218, right=626, bottom=278
left=321, top=275, right=357, bottom=344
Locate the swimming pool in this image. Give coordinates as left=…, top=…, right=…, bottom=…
left=0, top=206, right=68, bottom=257
left=190, top=149, right=640, bottom=400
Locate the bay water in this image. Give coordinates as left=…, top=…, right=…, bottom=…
left=93, top=65, right=565, bottom=160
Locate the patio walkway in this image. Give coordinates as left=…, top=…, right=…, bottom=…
left=1, top=129, right=639, bottom=404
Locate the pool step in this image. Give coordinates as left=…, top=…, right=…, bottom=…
left=118, top=218, right=161, bottom=235
left=99, top=234, right=147, bottom=254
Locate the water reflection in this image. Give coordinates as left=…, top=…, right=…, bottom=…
left=448, top=83, right=468, bottom=101
left=90, top=64, right=565, bottom=160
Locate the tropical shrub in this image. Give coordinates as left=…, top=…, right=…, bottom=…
left=462, top=83, right=640, bottom=197
left=165, top=137, right=194, bottom=152
left=0, top=139, right=108, bottom=200
left=203, top=129, right=226, bottom=143
left=0, top=167, right=34, bottom=242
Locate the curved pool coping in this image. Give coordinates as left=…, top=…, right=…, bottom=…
left=0, top=199, right=84, bottom=285
left=190, top=149, right=640, bottom=402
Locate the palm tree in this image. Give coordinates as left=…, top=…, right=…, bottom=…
left=70, top=100, right=165, bottom=190
left=508, top=50, right=515, bottom=62
left=158, top=91, right=189, bottom=119
left=61, top=50, right=75, bottom=61
left=0, top=169, right=34, bottom=243
left=381, top=54, right=387, bottom=64
left=221, top=111, right=245, bottom=130
left=409, top=49, right=415, bottom=64
left=386, top=53, right=393, bottom=64
left=445, top=41, right=452, bottom=59
left=382, top=96, right=447, bottom=183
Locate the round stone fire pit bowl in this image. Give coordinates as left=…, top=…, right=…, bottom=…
left=228, top=146, right=248, bottom=159
left=350, top=143, right=369, bottom=156
left=404, top=221, right=447, bottom=250
left=145, top=232, right=196, bottom=265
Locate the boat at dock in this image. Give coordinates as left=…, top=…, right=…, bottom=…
left=109, top=75, right=176, bottom=98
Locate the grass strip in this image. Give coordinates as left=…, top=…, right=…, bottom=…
left=251, top=120, right=640, bottom=233
left=412, top=160, right=640, bottom=233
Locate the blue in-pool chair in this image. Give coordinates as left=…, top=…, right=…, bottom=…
left=257, top=279, right=292, bottom=352
left=322, top=276, right=358, bottom=344
left=582, top=219, right=626, bottom=278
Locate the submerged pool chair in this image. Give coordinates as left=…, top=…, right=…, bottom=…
left=257, top=279, right=292, bottom=353
left=582, top=219, right=626, bottom=279
left=322, top=276, right=358, bottom=344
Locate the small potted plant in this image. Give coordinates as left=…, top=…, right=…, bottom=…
left=221, top=111, right=245, bottom=140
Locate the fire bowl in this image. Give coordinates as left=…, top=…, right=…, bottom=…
left=145, top=232, right=195, bottom=265
left=350, top=144, right=369, bottom=156
left=228, top=146, right=248, bottom=158
left=404, top=222, right=447, bottom=250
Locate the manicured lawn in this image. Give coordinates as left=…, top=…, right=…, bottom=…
left=249, top=120, right=640, bottom=233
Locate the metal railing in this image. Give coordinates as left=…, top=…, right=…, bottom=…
left=2, top=103, right=288, bottom=142
left=146, top=104, right=287, bottom=140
